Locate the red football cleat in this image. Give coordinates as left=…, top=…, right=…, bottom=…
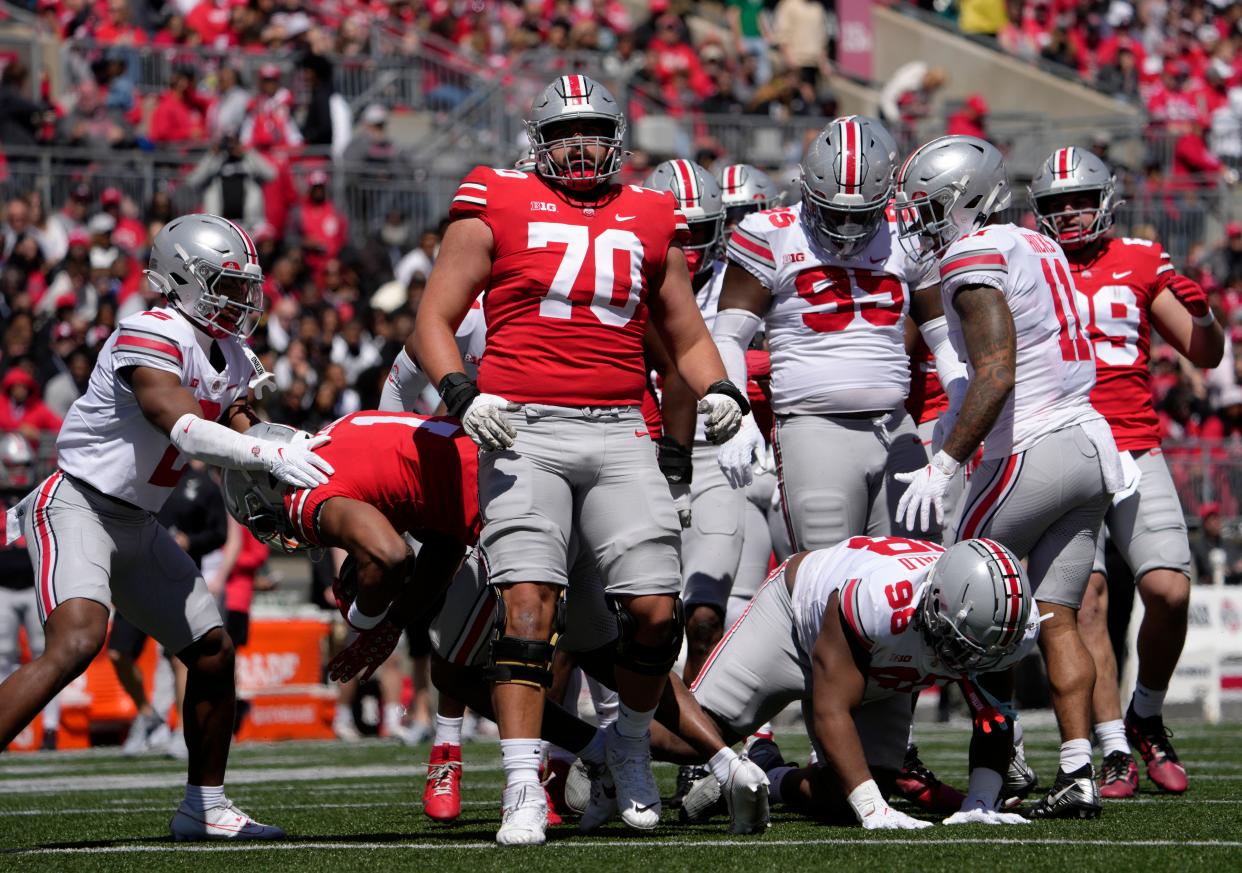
left=1098, top=750, right=1139, bottom=799
left=423, top=743, right=462, bottom=822
left=1126, top=709, right=1188, bottom=794
left=542, top=757, right=573, bottom=820
left=895, top=745, right=966, bottom=814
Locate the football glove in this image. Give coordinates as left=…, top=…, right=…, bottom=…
left=657, top=438, right=693, bottom=529
left=698, top=380, right=750, bottom=445
left=717, top=415, right=765, bottom=489
left=894, top=450, right=960, bottom=532
left=328, top=619, right=403, bottom=683
left=943, top=807, right=1029, bottom=826
left=1167, top=274, right=1210, bottom=320
left=461, top=393, right=520, bottom=451
left=261, top=433, right=334, bottom=490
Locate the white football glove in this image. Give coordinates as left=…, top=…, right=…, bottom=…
left=717, top=415, right=764, bottom=489
left=894, top=450, right=960, bottom=532
left=699, top=392, right=744, bottom=444
left=943, top=807, right=1030, bottom=826
left=848, top=778, right=932, bottom=830
left=260, top=433, right=335, bottom=490
left=461, top=393, right=520, bottom=451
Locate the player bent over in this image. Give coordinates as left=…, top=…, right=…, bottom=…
left=0, top=215, right=334, bottom=840
left=681, top=535, right=1036, bottom=829
left=413, top=75, right=746, bottom=845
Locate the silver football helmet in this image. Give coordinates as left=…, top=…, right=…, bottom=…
left=222, top=422, right=309, bottom=552
left=1029, top=146, right=1118, bottom=249
left=718, top=163, right=782, bottom=235
left=894, top=135, right=1011, bottom=262
left=800, top=115, right=898, bottom=257
left=146, top=213, right=264, bottom=339
left=526, top=74, right=626, bottom=191
left=644, top=159, right=724, bottom=276
left=916, top=538, right=1033, bottom=674
left=0, top=432, right=33, bottom=491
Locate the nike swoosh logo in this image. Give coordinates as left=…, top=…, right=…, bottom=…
left=869, top=256, right=887, bottom=264
left=616, top=215, right=637, bottom=222
left=634, top=803, right=659, bottom=813
left=1112, top=271, right=1132, bottom=279
left=634, top=429, right=650, bottom=438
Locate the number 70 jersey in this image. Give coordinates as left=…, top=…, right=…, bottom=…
left=449, top=166, right=689, bottom=407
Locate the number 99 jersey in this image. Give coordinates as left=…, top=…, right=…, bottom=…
left=726, top=203, right=937, bottom=416
left=449, top=166, right=689, bottom=407
left=791, top=536, right=1038, bottom=701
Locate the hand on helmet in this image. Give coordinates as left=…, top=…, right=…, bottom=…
left=259, top=433, right=334, bottom=490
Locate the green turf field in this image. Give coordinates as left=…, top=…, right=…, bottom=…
left=2, top=720, right=1239, bottom=872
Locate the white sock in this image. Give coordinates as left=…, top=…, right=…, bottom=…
left=1131, top=682, right=1166, bottom=719
left=1060, top=738, right=1092, bottom=773
left=383, top=703, right=403, bottom=733
left=500, top=738, right=543, bottom=806
left=578, top=727, right=607, bottom=766
left=334, top=703, right=352, bottom=724
left=435, top=715, right=464, bottom=747
left=1095, top=719, right=1129, bottom=756
left=707, top=746, right=739, bottom=785
left=767, top=765, right=796, bottom=803
left=184, top=784, right=225, bottom=812
left=614, top=703, right=656, bottom=740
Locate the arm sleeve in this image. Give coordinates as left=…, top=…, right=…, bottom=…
left=939, top=244, right=1010, bottom=297
left=377, top=348, right=431, bottom=413
left=169, top=413, right=273, bottom=471
left=111, top=325, right=186, bottom=377
left=725, top=213, right=778, bottom=287
left=711, top=308, right=762, bottom=390
left=918, top=315, right=968, bottom=403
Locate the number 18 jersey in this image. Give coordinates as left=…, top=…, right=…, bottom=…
left=449, top=167, right=689, bottom=407
left=726, top=204, right=937, bottom=415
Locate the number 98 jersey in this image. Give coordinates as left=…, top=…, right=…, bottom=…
left=726, top=203, right=937, bottom=416
left=449, top=166, right=689, bottom=407
left=791, top=536, right=1038, bottom=702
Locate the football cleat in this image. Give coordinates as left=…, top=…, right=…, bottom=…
left=896, top=745, right=966, bottom=814
left=679, top=769, right=724, bottom=824
left=170, top=801, right=286, bottom=841
left=423, top=743, right=462, bottom=822
left=1125, top=708, right=1188, bottom=794
left=579, top=761, right=618, bottom=832
left=1028, top=764, right=1103, bottom=820
left=543, top=757, right=573, bottom=819
left=564, top=758, right=592, bottom=815
left=1000, top=740, right=1039, bottom=808
left=1098, top=750, right=1139, bottom=799
left=671, top=764, right=708, bottom=810
left=496, top=783, right=548, bottom=846
left=725, top=758, right=770, bottom=835
left=605, top=725, right=661, bottom=830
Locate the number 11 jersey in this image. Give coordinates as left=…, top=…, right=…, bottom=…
left=449, top=167, right=689, bottom=407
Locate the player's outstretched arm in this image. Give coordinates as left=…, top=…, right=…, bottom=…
left=1151, top=276, right=1225, bottom=369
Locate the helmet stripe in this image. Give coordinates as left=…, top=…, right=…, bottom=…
left=975, top=538, right=1024, bottom=646
left=839, top=120, right=861, bottom=195
left=1055, top=147, right=1072, bottom=180
left=562, top=74, right=589, bottom=106
left=224, top=217, right=259, bottom=265
left=673, top=159, right=698, bottom=209
left=725, top=164, right=739, bottom=194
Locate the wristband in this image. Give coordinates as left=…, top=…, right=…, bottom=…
left=931, top=449, right=961, bottom=476
left=656, top=437, right=693, bottom=486
left=846, top=778, right=886, bottom=823
left=1193, top=311, right=1216, bottom=327
left=346, top=599, right=390, bottom=632
left=704, top=379, right=752, bottom=416
left=438, top=372, right=480, bottom=420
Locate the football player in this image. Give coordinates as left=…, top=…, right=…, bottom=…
left=894, top=135, right=1126, bottom=819
left=1030, top=147, right=1224, bottom=797
left=0, top=214, right=333, bottom=839
left=718, top=163, right=783, bottom=243
left=683, top=535, right=1036, bottom=828
left=412, top=74, right=748, bottom=845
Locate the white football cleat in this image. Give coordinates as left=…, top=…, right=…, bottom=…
left=496, top=783, right=548, bottom=846
left=605, top=725, right=661, bottom=830
left=579, top=761, right=618, bottom=832
left=565, top=758, right=592, bottom=815
left=725, top=759, right=770, bottom=835
left=170, top=801, right=285, bottom=841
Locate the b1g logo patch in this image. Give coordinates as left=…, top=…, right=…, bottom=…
left=784, top=252, right=807, bottom=264
left=530, top=201, right=558, bottom=213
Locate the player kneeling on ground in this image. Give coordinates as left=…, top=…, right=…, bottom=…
left=680, top=535, right=1037, bottom=828
left=0, top=214, right=335, bottom=840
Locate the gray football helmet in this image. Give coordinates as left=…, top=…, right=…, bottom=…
left=0, top=432, right=33, bottom=491
left=916, top=538, right=1033, bottom=674
left=222, top=422, right=309, bottom=552
left=526, top=74, right=626, bottom=191
left=718, top=163, right=782, bottom=235
left=145, top=213, right=265, bottom=339
left=644, top=159, right=724, bottom=276
left=894, top=135, right=1011, bottom=262
left=1029, top=146, right=1118, bottom=249
left=800, top=115, right=898, bottom=257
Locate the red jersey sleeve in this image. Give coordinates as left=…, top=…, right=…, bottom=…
left=449, top=166, right=494, bottom=224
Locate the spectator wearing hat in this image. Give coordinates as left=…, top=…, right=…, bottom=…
left=241, top=65, right=302, bottom=152
left=185, top=131, right=277, bottom=231
left=343, top=103, right=396, bottom=165
left=99, top=188, right=146, bottom=255
left=0, top=367, right=62, bottom=449
left=946, top=93, right=990, bottom=139
left=147, top=67, right=208, bottom=145
left=1192, top=502, right=1242, bottom=585
left=289, top=170, right=348, bottom=279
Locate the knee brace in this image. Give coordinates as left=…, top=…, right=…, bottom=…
left=483, top=588, right=565, bottom=689
left=609, top=594, right=685, bottom=676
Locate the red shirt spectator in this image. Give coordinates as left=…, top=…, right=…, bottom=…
left=99, top=188, right=146, bottom=254
left=647, top=15, right=714, bottom=100
left=186, top=0, right=233, bottom=47
left=92, top=0, right=149, bottom=46
left=946, top=94, right=989, bottom=139
left=1171, top=124, right=1226, bottom=189
left=0, top=368, right=62, bottom=447
left=294, top=171, right=349, bottom=277
left=148, top=69, right=207, bottom=145
left=241, top=67, right=303, bottom=152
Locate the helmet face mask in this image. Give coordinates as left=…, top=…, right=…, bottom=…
left=799, top=116, right=898, bottom=258
left=802, top=183, right=889, bottom=258
left=894, top=184, right=965, bottom=263
left=527, top=76, right=627, bottom=192
left=222, top=423, right=313, bottom=553
left=1029, top=147, right=1118, bottom=250
left=181, top=252, right=264, bottom=339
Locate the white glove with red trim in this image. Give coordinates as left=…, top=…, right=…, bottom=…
left=894, top=450, right=959, bottom=532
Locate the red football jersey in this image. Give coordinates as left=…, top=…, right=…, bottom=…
left=449, top=166, right=690, bottom=406
left=905, top=334, right=947, bottom=426
left=284, top=411, right=480, bottom=546
left=1067, top=236, right=1175, bottom=451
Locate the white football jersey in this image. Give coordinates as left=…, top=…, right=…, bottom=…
left=938, top=224, right=1100, bottom=460
left=57, top=307, right=250, bottom=512
left=378, top=297, right=487, bottom=413
left=790, top=536, right=1037, bottom=702
left=726, top=204, right=937, bottom=416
